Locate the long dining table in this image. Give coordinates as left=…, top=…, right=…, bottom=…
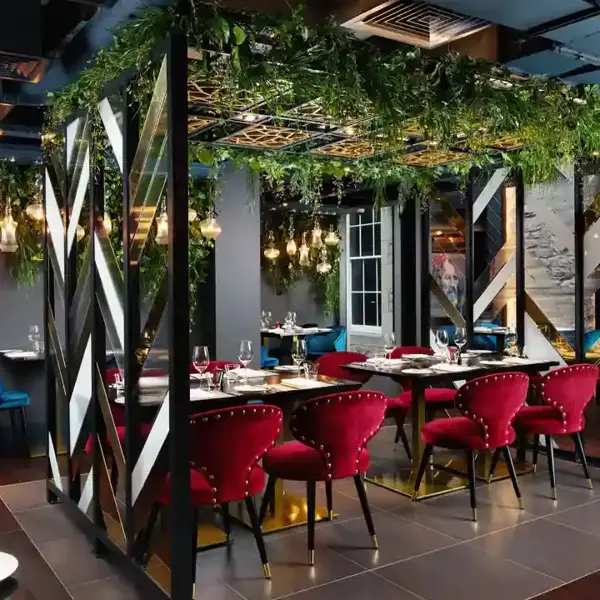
left=346, top=355, right=560, bottom=500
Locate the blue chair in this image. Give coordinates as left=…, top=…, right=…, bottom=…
left=306, top=326, right=346, bottom=360
left=261, top=346, right=279, bottom=369
left=0, top=379, right=30, bottom=456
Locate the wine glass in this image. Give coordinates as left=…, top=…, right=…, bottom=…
left=238, top=340, right=254, bottom=383
left=455, top=327, right=467, bottom=351
left=284, top=311, right=293, bottom=331
left=436, top=329, right=450, bottom=359
left=383, top=332, right=396, bottom=359
left=261, top=310, right=267, bottom=329
left=28, top=325, right=40, bottom=353
left=505, top=325, right=517, bottom=356
left=192, top=346, right=210, bottom=389
left=291, top=338, right=306, bottom=372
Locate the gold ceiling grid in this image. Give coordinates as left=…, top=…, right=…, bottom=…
left=311, top=138, right=379, bottom=159
left=220, top=124, right=314, bottom=150
left=397, top=149, right=467, bottom=167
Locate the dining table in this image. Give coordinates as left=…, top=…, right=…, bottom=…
left=346, top=354, right=560, bottom=500
left=261, top=327, right=333, bottom=364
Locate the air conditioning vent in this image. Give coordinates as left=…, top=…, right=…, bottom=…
left=344, top=0, right=489, bottom=49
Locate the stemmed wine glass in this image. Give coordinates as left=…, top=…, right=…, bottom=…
left=383, top=332, right=396, bottom=360
left=291, top=338, right=307, bottom=373
left=238, top=340, right=254, bottom=384
left=192, top=346, right=210, bottom=389
left=436, top=329, right=450, bottom=360
left=28, top=325, right=40, bottom=353
left=454, top=327, right=467, bottom=361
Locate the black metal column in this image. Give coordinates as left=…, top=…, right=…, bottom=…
left=574, top=160, right=585, bottom=363
left=399, top=196, right=417, bottom=345
left=123, top=88, right=141, bottom=556
left=166, top=31, right=193, bottom=600
left=514, top=168, right=526, bottom=354
left=418, top=198, right=431, bottom=346
left=464, top=170, right=476, bottom=348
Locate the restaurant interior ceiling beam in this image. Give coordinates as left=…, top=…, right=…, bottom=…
left=524, top=5, right=600, bottom=38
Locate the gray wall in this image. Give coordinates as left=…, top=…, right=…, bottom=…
left=215, top=167, right=261, bottom=366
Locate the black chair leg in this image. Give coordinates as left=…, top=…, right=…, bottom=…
left=488, top=448, right=502, bottom=483
left=572, top=432, right=593, bottom=489
left=545, top=435, right=557, bottom=500
left=307, top=481, right=316, bottom=566
left=532, top=434, right=540, bottom=473
left=353, top=475, right=377, bottom=549
left=393, top=410, right=412, bottom=462
left=191, top=508, right=198, bottom=597
left=502, top=446, right=523, bottom=510
left=325, top=481, right=333, bottom=520
left=8, top=410, right=17, bottom=455
left=467, top=450, right=477, bottom=522
left=258, top=475, right=277, bottom=524
left=221, top=503, right=232, bottom=545
left=19, top=407, right=29, bottom=457
left=136, top=502, right=161, bottom=565
left=412, top=444, right=434, bottom=499
left=110, top=459, right=119, bottom=492
left=245, top=497, right=271, bottom=579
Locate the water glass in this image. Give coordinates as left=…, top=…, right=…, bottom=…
left=28, top=325, right=40, bottom=352
left=436, top=329, right=449, bottom=359
left=238, top=340, right=254, bottom=383
left=292, top=338, right=307, bottom=369
left=304, top=362, right=319, bottom=380
left=383, top=332, right=396, bottom=359
left=454, top=327, right=467, bottom=351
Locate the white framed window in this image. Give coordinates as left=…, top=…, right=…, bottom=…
left=346, top=209, right=382, bottom=335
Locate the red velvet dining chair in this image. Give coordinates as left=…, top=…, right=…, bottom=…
left=386, top=346, right=457, bottom=461
left=413, top=372, right=530, bottom=521
left=315, top=351, right=371, bottom=384
left=137, top=405, right=282, bottom=580
left=259, top=390, right=387, bottom=565
left=512, top=364, right=598, bottom=499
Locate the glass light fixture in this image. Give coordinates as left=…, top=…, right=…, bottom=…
left=103, top=212, right=112, bottom=233
left=311, top=221, right=323, bottom=249
left=316, top=246, right=331, bottom=274
left=25, top=198, right=44, bottom=221
left=0, top=204, right=17, bottom=253
left=155, top=212, right=169, bottom=245
left=324, top=226, right=339, bottom=246
left=200, top=214, right=222, bottom=239
left=188, top=207, right=198, bottom=222
left=76, top=224, right=85, bottom=242
left=286, top=215, right=296, bottom=256
left=299, top=232, right=310, bottom=267
left=264, top=230, right=280, bottom=260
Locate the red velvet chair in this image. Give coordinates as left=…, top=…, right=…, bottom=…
left=315, top=351, right=371, bottom=384
left=413, top=372, right=529, bottom=520
left=512, top=364, right=598, bottom=499
left=138, top=405, right=282, bottom=580
left=259, top=390, right=387, bottom=565
left=386, top=346, right=457, bottom=460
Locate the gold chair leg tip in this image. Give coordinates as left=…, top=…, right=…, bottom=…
left=308, top=550, right=315, bottom=566
left=472, top=508, right=477, bottom=522
left=518, top=498, right=524, bottom=510
left=588, top=479, right=594, bottom=490
left=412, top=492, right=419, bottom=501
left=533, top=464, right=537, bottom=473
left=328, top=510, right=333, bottom=520
left=552, top=489, right=557, bottom=501
left=371, top=535, right=379, bottom=550
left=192, top=583, right=196, bottom=599
left=263, top=563, right=272, bottom=579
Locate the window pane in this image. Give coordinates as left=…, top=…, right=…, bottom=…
left=374, top=224, right=381, bottom=256
left=377, top=260, right=381, bottom=291
left=349, top=212, right=360, bottom=226
left=352, top=293, right=364, bottom=326
left=361, top=225, right=374, bottom=256
left=361, top=210, right=373, bottom=225
left=351, top=261, right=363, bottom=291
left=364, top=293, right=379, bottom=326
left=364, top=259, right=377, bottom=291
left=373, top=207, right=381, bottom=224
left=350, top=226, right=360, bottom=257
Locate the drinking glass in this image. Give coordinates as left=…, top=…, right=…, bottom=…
left=267, top=311, right=272, bottom=328
left=304, top=362, right=319, bottom=380
left=436, top=329, right=449, bottom=359
left=454, top=327, right=467, bottom=352
left=284, top=311, right=293, bottom=331
left=192, top=346, right=210, bottom=389
left=505, top=326, right=517, bottom=356
left=291, top=312, right=297, bottom=328
left=291, top=338, right=307, bottom=370
left=238, top=340, right=254, bottom=383
left=28, top=325, right=40, bottom=352
left=383, top=332, right=396, bottom=359
left=261, top=310, right=267, bottom=329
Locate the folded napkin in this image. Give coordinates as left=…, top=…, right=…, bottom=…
left=190, top=388, right=231, bottom=401
left=430, top=363, right=474, bottom=372
left=274, top=365, right=302, bottom=372
left=401, top=368, right=433, bottom=375
left=366, top=358, right=407, bottom=366
left=479, top=360, right=506, bottom=366
left=138, top=376, right=169, bottom=389
left=502, top=357, right=533, bottom=365
left=229, top=368, right=268, bottom=379
left=5, top=351, right=38, bottom=359
left=279, top=378, right=330, bottom=390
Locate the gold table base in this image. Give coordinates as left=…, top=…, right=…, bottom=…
left=439, top=453, right=534, bottom=483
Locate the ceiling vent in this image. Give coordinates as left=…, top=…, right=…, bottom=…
left=343, top=0, right=489, bottom=49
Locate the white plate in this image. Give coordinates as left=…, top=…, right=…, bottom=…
left=274, top=365, right=302, bottom=372
left=0, top=553, right=18, bottom=581
left=234, top=384, right=270, bottom=395
left=401, top=368, right=433, bottom=375
left=402, top=354, right=433, bottom=360
left=468, top=350, right=493, bottom=355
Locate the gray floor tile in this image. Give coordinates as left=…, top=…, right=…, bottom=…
left=537, top=458, right=600, bottom=497
left=0, top=480, right=48, bottom=513
left=316, top=511, right=456, bottom=568
left=15, top=504, right=86, bottom=544
left=69, top=575, right=172, bottom=600
left=470, top=518, right=600, bottom=582
left=377, top=543, right=559, bottom=600
left=548, top=500, right=600, bottom=536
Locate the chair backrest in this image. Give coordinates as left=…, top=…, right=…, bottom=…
left=315, top=351, right=369, bottom=383
left=290, top=390, right=387, bottom=479
left=390, top=346, right=434, bottom=358
left=455, top=372, right=530, bottom=448
left=189, top=405, right=282, bottom=504
left=539, top=364, right=598, bottom=432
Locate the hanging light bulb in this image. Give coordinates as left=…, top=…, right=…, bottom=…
left=188, top=207, right=198, bottom=222
left=76, top=224, right=85, bottom=242
left=0, top=204, right=17, bottom=253
left=311, top=221, right=323, bottom=249
left=325, top=226, right=339, bottom=246
left=299, top=232, right=311, bottom=267
left=199, top=215, right=222, bottom=239
left=316, top=246, right=331, bottom=274
left=155, top=212, right=169, bottom=245
left=25, top=198, right=44, bottom=221
left=286, top=215, right=296, bottom=256
left=263, top=230, right=280, bottom=260
left=103, top=212, right=112, bottom=233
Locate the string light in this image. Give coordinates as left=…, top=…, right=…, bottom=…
left=316, top=246, right=331, bottom=273
left=311, top=221, right=323, bottom=249
left=103, top=212, right=112, bottom=233
left=155, top=212, right=169, bottom=245
left=76, top=224, right=85, bottom=242
left=25, top=199, right=44, bottom=221
left=199, top=214, right=222, bottom=239
left=299, top=232, right=310, bottom=267
left=286, top=215, right=296, bottom=255
left=264, top=230, right=280, bottom=260
left=188, top=207, right=198, bottom=222
left=0, top=204, right=17, bottom=253
left=324, top=226, right=339, bottom=246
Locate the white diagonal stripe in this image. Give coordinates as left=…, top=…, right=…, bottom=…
left=94, top=232, right=125, bottom=349
left=69, top=336, right=93, bottom=455
left=474, top=255, right=515, bottom=320
left=78, top=467, right=94, bottom=514
left=45, top=171, right=65, bottom=280
left=473, top=168, right=509, bottom=222
left=585, top=219, right=600, bottom=277
left=66, top=149, right=90, bottom=254
left=132, top=395, right=169, bottom=505
left=98, top=98, right=123, bottom=172
left=48, top=434, right=64, bottom=492
left=66, top=117, right=80, bottom=167
left=525, top=312, right=565, bottom=368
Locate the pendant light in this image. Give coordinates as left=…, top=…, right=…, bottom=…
left=103, top=212, right=112, bottom=233
left=263, top=230, right=280, bottom=260
left=76, top=224, right=85, bottom=242
left=0, top=203, right=17, bottom=253
left=324, top=226, right=339, bottom=246
left=299, top=232, right=310, bottom=267
left=25, top=198, right=44, bottom=221
left=199, top=214, right=222, bottom=239
left=155, top=212, right=169, bottom=245
left=311, top=220, right=323, bottom=249
left=286, top=215, right=296, bottom=256
left=188, top=207, right=198, bottom=222
left=316, top=246, right=331, bottom=274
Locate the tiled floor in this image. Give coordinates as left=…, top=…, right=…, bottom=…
left=1, top=431, right=600, bottom=598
